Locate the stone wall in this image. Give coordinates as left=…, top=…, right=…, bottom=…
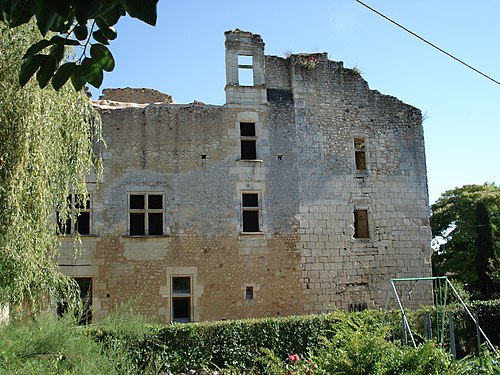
left=59, top=30, right=432, bottom=323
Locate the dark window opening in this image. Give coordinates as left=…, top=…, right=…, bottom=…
left=130, top=213, right=145, bottom=235
left=129, top=193, right=163, bottom=236
left=243, top=211, right=259, bottom=232
left=148, top=213, right=163, bottom=235
left=245, top=286, right=254, bottom=300
left=57, top=277, right=92, bottom=325
left=242, top=193, right=258, bottom=207
left=76, top=212, right=90, bottom=235
left=240, top=122, right=255, bottom=137
left=240, top=122, right=257, bottom=160
left=56, top=194, right=91, bottom=235
left=172, top=298, right=191, bottom=323
left=172, top=276, right=191, bottom=323
left=130, top=194, right=144, bottom=209
left=148, top=194, right=162, bottom=209
left=354, top=209, right=369, bottom=238
left=241, top=140, right=256, bottom=160
left=173, top=277, right=191, bottom=294
left=242, top=193, right=260, bottom=232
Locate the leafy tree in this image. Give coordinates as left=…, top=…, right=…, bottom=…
left=0, top=21, right=102, bottom=312
left=431, top=183, right=500, bottom=298
left=0, top=0, right=158, bottom=90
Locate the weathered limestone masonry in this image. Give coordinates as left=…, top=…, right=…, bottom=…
left=59, top=29, right=432, bottom=323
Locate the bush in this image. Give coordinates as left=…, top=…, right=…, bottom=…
left=0, top=313, right=118, bottom=374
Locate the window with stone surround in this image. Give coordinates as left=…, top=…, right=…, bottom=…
left=354, top=138, right=366, bottom=171
left=242, top=192, right=260, bottom=232
left=172, top=276, right=191, bottom=323
left=353, top=209, right=369, bottom=238
left=128, top=193, right=163, bottom=236
left=57, top=277, right=92, bottom=325
left=238, top=55, right=254, bottom=86
left=240, top=122, right=257, bottom=160
left=245, top=286, right=254, bottom=300
left=56, top=194, right=92, bottom=235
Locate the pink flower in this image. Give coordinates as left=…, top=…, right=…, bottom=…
left=288, top=354, right=300, bottom=362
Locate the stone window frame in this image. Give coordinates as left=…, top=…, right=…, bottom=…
left=56, top=276, right=93, bottom=325
left=242, top=283, right=260, bottom=306
left=240, top=121, right=258, bottom=160
left=352, top=134, right=369, bottom=173
left=127, top=190, right=166, bottom=236
left=171, top=276, right=192, bottom=323
left=237, top=54, right=254, bottom=86
left=55, top=193, right=93, bottom=236
left=241, top=191, right=262, bottom=233
left=353, top=208, right=370, bottom=239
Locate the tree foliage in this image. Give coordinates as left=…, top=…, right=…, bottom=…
left=430, top=183, right=500, bottom=298
left=0, top=21, right=102, bottom=310
left=0, top=0, right=158, bottom=90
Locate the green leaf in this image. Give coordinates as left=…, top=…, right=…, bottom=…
left=73, top=24, right=88, bottom=41
left=81, top=57, right=104, bottom=88
left=36, top=55, right=57, bottom=88
left=7, top=0, right=35, bottom=27
left=70, top=65, right=85, bottom=90
left=50, top=35, right=81, bottom=46
left=49, top=44, right=64, bottom=61
left=92, top=29, right=109, bottom=45
left=22, top=39, right=52, bottom=59
left=19, top=54, right=47, bottom=86
left=52, top=62, right=76, bottom=90
left=119, top=0, right=158, bottom=26
left=35, top=4, right=57, bottom=36
left=44, top=0, right=72, bottom=18
left=73, top=0, right=102, bottom=26
left=101, top=26, right=117, bottom=40
left=90, top=43, right=115, bottom=72
left=100, top=4, right=125, bottom=26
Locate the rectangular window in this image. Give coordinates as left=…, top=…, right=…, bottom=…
left=242, top=193, right=260, bottom=232
left=129, top=193, right=163, bottom=236
left=245, top=286, right=254, bottom=300
left=172, top=276, right=191, bottom=323
left=240, top=122, right=257, bottom=160
left=56, top=194, right=92, bottom=235
left=354, top=138, right=366, bottom=171
left=57, top=277, right=92, bottom=325
left=238, top=55, right=254, bottom=86
left=354, top=209, right=369, bottom=238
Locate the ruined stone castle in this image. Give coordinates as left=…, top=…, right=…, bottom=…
left=59, top=30, right=432, bottom=323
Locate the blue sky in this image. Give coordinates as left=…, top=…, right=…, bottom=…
left=93, top=0, right=500, bottom=204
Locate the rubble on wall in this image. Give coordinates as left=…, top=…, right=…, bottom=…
left=99, top=87, right=173, bottom=104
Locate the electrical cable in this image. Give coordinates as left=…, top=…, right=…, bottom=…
left=356, top=0, right=500, bottom=86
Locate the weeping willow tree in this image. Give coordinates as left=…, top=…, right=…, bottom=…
left=0, top=21, right=102, bottom=313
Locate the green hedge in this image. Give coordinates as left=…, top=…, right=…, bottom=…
left=89, top=311, right=394, bottom=373
left=88, top=300, right=499, bottom=374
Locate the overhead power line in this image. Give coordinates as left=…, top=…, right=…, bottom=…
left=356, top=0, right=500, bottom=86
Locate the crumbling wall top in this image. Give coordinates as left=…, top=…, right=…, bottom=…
left=99, top=88, right=173, bottom=104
